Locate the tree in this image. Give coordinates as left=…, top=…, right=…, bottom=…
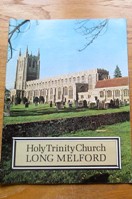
left=8, top=19, right=108, bottom=61
left=33, top=97, right=39, bottom=103
left=8, top=20, right=30, bottom=62
left=22, top=97, right=28, bottom=104
left=8, top=20, right=39, bottom=62
left=74, top=19, right=109, bottom=51
left=114, top=65, right=122, bottom=78
left=39, top=96, right=45, bottom=103
left=15, top=96, right=21, bottom=105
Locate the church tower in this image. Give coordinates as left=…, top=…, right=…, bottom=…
left=14, top=47, right=40, bottom=98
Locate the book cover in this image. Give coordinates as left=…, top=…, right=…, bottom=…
left=1, top=18, right=131, bottom=184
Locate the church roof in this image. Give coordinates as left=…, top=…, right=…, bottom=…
left=95, top=77, right=129, bottom=88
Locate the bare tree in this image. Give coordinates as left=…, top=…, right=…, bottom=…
left=8, top=20, right=30, bottom=62
left=8, top=19, right=109, bottom=61
left=74, top=19, right=109, bottom=51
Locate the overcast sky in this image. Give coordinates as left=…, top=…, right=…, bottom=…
left=6, top=18, right=128, bottom=89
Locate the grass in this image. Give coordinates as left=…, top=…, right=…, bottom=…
left=2, top=104, right=131, bottom=183
left=62, top=121, right=131, bottom=183
left=1, top=121, right=131, bottom=184
left=4, top=104, right=130, bottom=125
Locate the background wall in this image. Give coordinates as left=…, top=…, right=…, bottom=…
left=0, top=0, right=132, bottom=198
left=2, top=112, right=129, bottom=138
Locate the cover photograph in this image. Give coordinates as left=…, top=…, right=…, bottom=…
left=0, top=18, right=131, bottom=184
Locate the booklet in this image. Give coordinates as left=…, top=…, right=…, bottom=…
left=1, top=18, right=131, bottom=184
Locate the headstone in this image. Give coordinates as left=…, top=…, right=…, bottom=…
left=115, top=98, right=119, bottom=108
left=25, top=102, right=29, bottom=108
left=50, top=101, right=52, bottom=107
left=56, top=102, right=63, bottom=110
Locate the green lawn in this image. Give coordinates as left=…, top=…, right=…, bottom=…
left=2, top=121, right=131, bottom=184
left=4, top=104, right=130, bottom=125
left=62, top=121, right=131, bottom=183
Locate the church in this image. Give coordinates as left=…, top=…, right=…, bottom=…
left=11, top=49, right=129, bottom=105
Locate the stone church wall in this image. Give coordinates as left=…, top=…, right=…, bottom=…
left=25, top=69, right=98, bottom=103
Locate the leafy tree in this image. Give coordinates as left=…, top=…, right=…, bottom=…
left=33, top=97, right=39, bottom=103
left=22, top=97, right=28, bottom=104
left=39, top=96, right=45, bottom=103
left=114, top=65, right=122, bottom=78
left=15, top=96, right=21, bottom=105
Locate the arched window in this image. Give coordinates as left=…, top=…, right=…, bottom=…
left=33, top=60, right=36, bottom=68
left=28, top=59, right=31, bottom=67
left=35, top=90, right=38, bottom=97
left=50, top=88, right=53, bottom=94
left=64, top=87, right=68, bottom=95
left=58, top=87, right=61, bottom=100
left=124, top=89, right=129, bottom=97
left=50, top=88, right=53, bottom=99
left=100, top=91, right=104, bottom=98
left=40, top=89, right=44, bottom=96
left=69, top=86, right=73, bottom=99
left=107, top=90, right=112, bottom=97
left=29, top=91, right=33, bottom=98
left=115, top=90, right=120, bottom=97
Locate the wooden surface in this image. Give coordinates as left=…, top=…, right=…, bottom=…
left=0, top=0, right=132, bottom=198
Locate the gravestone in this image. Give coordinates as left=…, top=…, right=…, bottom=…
left=25, top=102, right=29, bottom=108
left=56, top=102, right=63, bottom=110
